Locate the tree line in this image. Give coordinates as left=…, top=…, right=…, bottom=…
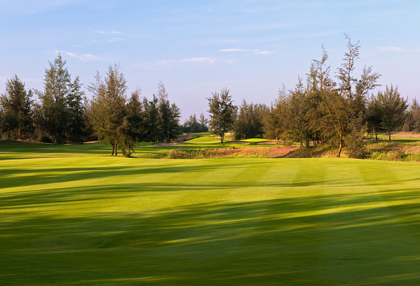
left=206, top=36, right=418, bottom=158
left=0, top=56, right=182, bottom=156
left=1, top=36, right=419, bottom=157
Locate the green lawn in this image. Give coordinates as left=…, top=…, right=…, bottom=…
left=1, top=143, right=420, bottom=285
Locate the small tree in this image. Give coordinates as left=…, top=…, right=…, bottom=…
left=207, top=88, right=235, bottom=144
left=376, top=85, right=408, bottom=141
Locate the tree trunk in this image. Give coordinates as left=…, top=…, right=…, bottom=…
left=220, top=133, right=224, bottom=144
left=375, top=131, right=378, bottom=141
left=388, top=132, right=391, bottom=142
left=336, top=134, right=343, bottom=157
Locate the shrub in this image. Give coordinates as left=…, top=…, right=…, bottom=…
left=40, top=136, right=53, bottom=143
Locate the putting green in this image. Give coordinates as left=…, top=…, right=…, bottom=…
left=1, top=144, right=420, bottom=285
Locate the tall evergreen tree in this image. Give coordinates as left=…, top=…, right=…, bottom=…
left=404, top=99, right=420, bottom=132
left=66, top=76, right=85, bottom=142
left=89, top=65, right=127, bottom=155
left=0, top=75, right=33, bottom=139
left=155, top=82, right=181, bottom=142
left=199, top=113, right=209, bottom=132
left=37, top=55, right=85, bottom=143
left=376, top=85, right=408, bottom=141
left=233, top=100, right=267, bottom=140
left=207, top=88, right=235, bottom=144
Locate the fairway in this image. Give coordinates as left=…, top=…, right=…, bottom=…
left=1, top=146, right=420, bottom=285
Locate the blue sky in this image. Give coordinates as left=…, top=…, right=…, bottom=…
left=1, top=0, right=419, bottom=120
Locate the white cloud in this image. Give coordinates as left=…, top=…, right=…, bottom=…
left=220, top=48, right=258, bottom=52
left=254, top=51, right=273, bottom=55
left=220, top=48, right=273, bottom=55
left=157, top=57, right=217, bottom=66
left=55, top=49, right=105, bottom=62
left=108, top=38, right=125, bottom=42
left=95, top=30, right=121, bottom=34
left=180, top=57, right=215, bottom=64
left=378, top=46, right=402, bottom=52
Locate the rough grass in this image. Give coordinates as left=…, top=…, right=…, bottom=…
left=1, top=143, right=420, bottom=285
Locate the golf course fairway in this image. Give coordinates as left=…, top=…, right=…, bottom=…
left=1, top=145, right=420, bottom=285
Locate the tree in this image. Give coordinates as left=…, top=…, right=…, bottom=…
left=366, top=94, right=383, bottom=140
left=207, top=88, right=235, bottom=144
left=283, top=78, right=313, bottom=147
left=376, top=85, right=408, bottom=141
left=156, top=82, right=181, bottom=142
left=37, top=55, right=85, bottom=143
left=404, top=99, right=420, bottom=132
left=263, top=88, right=288, bottom=142
left=233, top=100, right=267, bottom=140
left=199, top=113, right=209, bottom=132
left=66, top=76, right=85, bottom=142
left=89, top=65, right=128, bottom=155
left=317, top=36, right=380, bottom=157
left=0, top=75, right=33, bottom=139
left=142, top=95, right=159, bottom=142
left=182, top=113, right=208, bottom=133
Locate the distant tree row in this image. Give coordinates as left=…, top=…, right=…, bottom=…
left=206, top=36, right=416, bottom=158
left=180, top=113, right=208, bottom=133
left=0, top=56, right=182, bottom=155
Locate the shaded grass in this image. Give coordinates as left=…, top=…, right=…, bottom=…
left=1, top=144, right=420, bottom=284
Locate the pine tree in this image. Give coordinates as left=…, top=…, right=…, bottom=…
left=89, top=65, right=127, bottom=155
left=37, top=55, right=85, bottom=143
left=376, top=85, right=408, bottom=141
left=207, top=88, right=235, bottom=144
left=66, top=76, right=85, bottom=142
left=0, top=75, right=33, bottom=139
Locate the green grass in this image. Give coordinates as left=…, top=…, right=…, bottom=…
left=1, top=143, right=420, bottom=285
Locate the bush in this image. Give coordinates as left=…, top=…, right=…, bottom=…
left=40, top=136, right=53, bottom=143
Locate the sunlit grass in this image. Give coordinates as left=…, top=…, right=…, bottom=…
left=1, top=143, right=420, bottom=285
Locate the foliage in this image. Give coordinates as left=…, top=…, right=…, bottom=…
left=89, top=64, right=128, bottom=155
left=181, top=113, right=208, bottom=133
left=374, top=85, right=408, bottom=141
left=36, top=55, right=85, bottom=143
left=207, top=88, right=235, bottom=144
left=0, top=75, right=33, bottom=139
left=403, top=99, right=420, bottom=132
left=233, top=100, right=267, bottom=140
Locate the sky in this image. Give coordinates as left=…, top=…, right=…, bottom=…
left=1, top=0, right=419, bottom=120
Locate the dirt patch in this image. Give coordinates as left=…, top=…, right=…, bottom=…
left=84, top=140, right=100, bottom=144
left=227, top=141, right=250, bottom=145
left=153, top=142, right=189, bottom=146
left=265, top=146, right=298, bottom=157
left=256, top=141, right=282, bottom=145
left=168, top=146, right=297, bottom=159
